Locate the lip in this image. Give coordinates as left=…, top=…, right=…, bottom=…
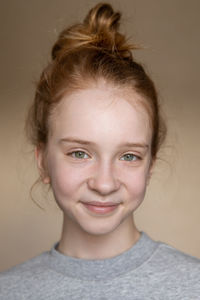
left=81, top=201, right=120, bottom=215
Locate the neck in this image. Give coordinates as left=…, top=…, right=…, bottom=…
left=57, top=215, right=140, bottom=259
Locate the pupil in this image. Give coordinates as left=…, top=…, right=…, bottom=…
left=76, top=151, right=84, bottom=158
left=126, top=154, right=133, bottom=160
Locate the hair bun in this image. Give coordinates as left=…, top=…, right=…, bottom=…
left=84, top=3, right=120, bottom=35
left=52, top=3, right=138, bottom=61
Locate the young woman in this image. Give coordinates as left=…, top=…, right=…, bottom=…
left=0, top=2, right=199, bottom=299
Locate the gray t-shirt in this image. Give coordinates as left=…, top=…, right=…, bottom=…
left=0, top=232, right=199, bottom=299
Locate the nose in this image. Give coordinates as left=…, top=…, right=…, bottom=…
left=87, top=161, right=120, bottom=196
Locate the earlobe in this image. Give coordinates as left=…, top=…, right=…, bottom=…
left=147, top=171, right=152, bottom=186
left=42, top=176, right=50, bottom=184
left=35, top=146, right=50, bottom=184
left=147, top=159, right=155, bottom=185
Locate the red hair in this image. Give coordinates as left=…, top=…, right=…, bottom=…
left=27, top=2, right=166, bottom=159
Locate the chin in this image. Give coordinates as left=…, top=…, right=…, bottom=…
left=79, top=222, right=120, bottom=236
left=76, top=213, right=128, bottom=237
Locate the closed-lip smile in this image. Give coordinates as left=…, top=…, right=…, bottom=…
left=81, top=201, right=120, bottom=215
left=82, top=201, right=120, bottom=207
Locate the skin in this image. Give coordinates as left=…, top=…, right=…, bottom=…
left=36, top=81, right=153, bottom=259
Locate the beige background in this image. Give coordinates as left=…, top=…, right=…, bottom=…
left=0, top=0, right=200, bottom=271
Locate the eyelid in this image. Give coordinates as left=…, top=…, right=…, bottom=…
left=120, top=152, right=142, bottom=161
left=65, top=148, right=143, bottom=161
left=66, top=149, right=91, bottom=159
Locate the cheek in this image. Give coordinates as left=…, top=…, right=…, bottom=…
left=48, top=161, right=87, bottom=200
left=121, top=167, right=149, bottom=200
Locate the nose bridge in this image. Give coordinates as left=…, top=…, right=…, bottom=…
left=98, top=159, right=115, bottom=180
left=87, top=158, right=120, bottom=195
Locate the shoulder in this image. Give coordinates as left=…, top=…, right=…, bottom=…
left=0, top=251, right=49, bottom=276
left=140, top=233, right=200, bottom=273
left=146, top=240, right=200, bottom=291
left=155, top=242, right=200, bottom=270
left=134, top=235, right=200, bottom=298
left=0, top=252, right=52, bottom=299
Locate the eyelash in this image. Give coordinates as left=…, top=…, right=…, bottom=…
left=120, top=153, right=141, bottom=162
left=67, top=150, right=141, bottom=162
left=67, top=150, right=90, bottom=159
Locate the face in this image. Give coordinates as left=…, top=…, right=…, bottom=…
left=37, top=83, right=153, bottom=236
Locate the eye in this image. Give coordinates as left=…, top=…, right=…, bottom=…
left=70, top=151, right=90, bottom=159
left=120, top=153, right=139, bottom=161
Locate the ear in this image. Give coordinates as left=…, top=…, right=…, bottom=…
left=146, top=159, right=155, bottom=185
left=35, top=145, right=50, bottom=184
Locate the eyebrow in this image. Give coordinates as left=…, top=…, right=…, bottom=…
left=59, top=137, right=149, bottom=149
left=60, top=137, right=95, bottom=146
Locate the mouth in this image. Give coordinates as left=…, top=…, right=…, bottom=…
left=81, top=201, right=120, bottom=215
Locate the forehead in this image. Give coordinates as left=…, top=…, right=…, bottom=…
left=50, top=84, right=152, bottom=145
